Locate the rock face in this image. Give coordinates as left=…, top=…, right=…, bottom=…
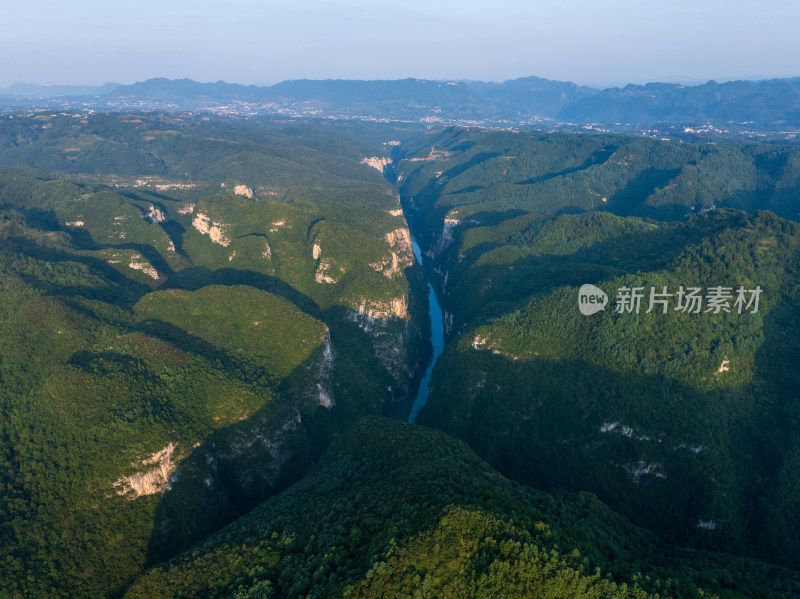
left=269, top=220, right=287, bottom=232
left=143, top=204, right=166, bottom=223
left=114, top=443, right=176, bottom=498
left=372, top=227, right=414, bottom=279
left=233, top=184, right=254, bottom=199
left=315, top=334, right=334, bottom=408
left=435, top=213, right=460, bottom=255
left=192, top=212, right=231, bottom=246
left=360, top=156, right=392, bottom=172
left=347, top=295, right=417, bottom=396
left=312, top=242, right=343, bottom=283
left=315, top=260, right=340, bottom=284
left=128, top=253, right=160, bottom=280
left=350, top=296, right=408, bottom=321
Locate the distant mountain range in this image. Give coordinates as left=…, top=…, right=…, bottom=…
left=3, top=75, right=800, bottom=134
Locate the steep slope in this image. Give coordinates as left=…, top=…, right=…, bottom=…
left=124, top=417, right=800, bottom=599
left=396, top=127, right=800, bottom=568
left=0, top=213, right=330, bottom=596
left=4, top=114, right=800, bottom=597
left=0, top=113, right=428, bottom=401
left=0, top=116, right=428, bottom=596
left=397, top=127, right=800, bottom=233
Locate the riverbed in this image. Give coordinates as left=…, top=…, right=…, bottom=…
left=407, top=237, right=445, bottom=423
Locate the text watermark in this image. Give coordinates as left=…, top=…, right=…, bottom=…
left=578, top=284, right=761, bottom=316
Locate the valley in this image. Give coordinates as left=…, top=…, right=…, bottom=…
left=0, top=111, right=799, bottom=598
left=393, top=127, right=800, bottom=567
left=404, top=236, right=445, bottom=424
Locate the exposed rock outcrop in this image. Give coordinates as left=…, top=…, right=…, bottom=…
left=434, top=212, right=460, bottom=255
left=349, top=296, right=408, bottom=322
left=315, top=259, right=341, bottom=284
left=128, top=253, right=160, bottom=280
left=312, top=243, right=343, bottom=283
left=269, top=220, right=288, bottom=232
left=371, top=227, right=415, bottom=278
left=346, top=294, right=419, bottom=397
left=315, top=335, right=334, bottom=408
left=114, top=443, right=176, bottom=498
left=143, top=204, right=166, bottom=223
left=360, top=156, right=392, bottom=172
left=233, top=184, right=253, bottom=199
left=192, top=212, right=231, bottom=246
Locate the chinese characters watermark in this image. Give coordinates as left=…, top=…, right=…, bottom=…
left=579, top=284, right=761, bottom=316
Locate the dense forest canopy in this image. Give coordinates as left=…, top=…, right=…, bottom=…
left=0, top=113, right=426, bottom=596
left=396, top=126, right=800, bottom=571
left=0, top=114, right=798, bottom=597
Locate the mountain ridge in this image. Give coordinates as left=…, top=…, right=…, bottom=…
left=5, top=75, right=800, bottom=135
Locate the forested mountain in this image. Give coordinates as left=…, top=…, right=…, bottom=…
left=4, top=76, right=800, bottom=133
left=1, top=112, right=800, bottom=597
left=558, top=78, right=800, bottom=127
left=0, top=113, right=428, bottom=596
left=395, top=127, right=800, bottom=569
left=124, top=418, right=800, bottom=599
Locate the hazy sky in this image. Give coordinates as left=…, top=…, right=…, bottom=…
left=2, top=0, right=799, bottom=88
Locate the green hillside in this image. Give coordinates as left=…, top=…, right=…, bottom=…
left=134, top=286, right=326, bottom=379
left=124, top=417, right=800, bottom=599
left=2, top=114, right=800, bottom=597
left=0, top=218, right=310, bottom=596
left=396, top=128, right=800, bottom=568
left=397, top=127, right=800, bottom=233
left=0, top=115, right=427, bottom=596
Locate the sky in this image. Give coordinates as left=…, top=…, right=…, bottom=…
left=2, top=0, right=799, bottom=89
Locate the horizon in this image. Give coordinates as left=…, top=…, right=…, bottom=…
left=3, top=72, right=800, bottom=95
left=3, top=1, right=799, bottom=90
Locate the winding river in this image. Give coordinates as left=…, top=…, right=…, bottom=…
left=407, top=237, right=445, bottom=424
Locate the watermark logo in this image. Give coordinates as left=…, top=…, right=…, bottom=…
left=579, top=284, right=762, bottom=315
left=578, top=284, right=609, bottom=315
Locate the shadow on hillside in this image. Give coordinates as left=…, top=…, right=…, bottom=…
left=416, top=276, right=800, bottom=569
left=137, top=307, right=397, bottom=574
left=606, top=168, right=683, bottom=218
left=141, top=371, right=317, bottom=568
left=132, top=264, right=431, bottom=583
left=1, top=204, right=179, bottom=300
left=447, top=184, right=486, bottom=195
left=131, top=318, right=276, bottom=382
left=441, top=150, right=504, bottom=180
left=3, top=234, right=151, bottom=309
left=516, top=144, right=618, bottom=186
left=441, top=213, right=738, bottom=332
left=451, top=209, right=530, bottom=229
left=160, top=267, right=323, bottom=319
left=0, top=204, right=61, bottom=230
left=398, top=151, right=505, bottom=228
left=62, top=223, right=178, bottom=279
left=419, top=350, right=766, bottom=554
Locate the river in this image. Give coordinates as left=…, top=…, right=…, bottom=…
left=407, top=236, right=445, bottom=424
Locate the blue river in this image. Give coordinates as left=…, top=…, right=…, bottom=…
left=408, top=237, right=445, bottom=424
